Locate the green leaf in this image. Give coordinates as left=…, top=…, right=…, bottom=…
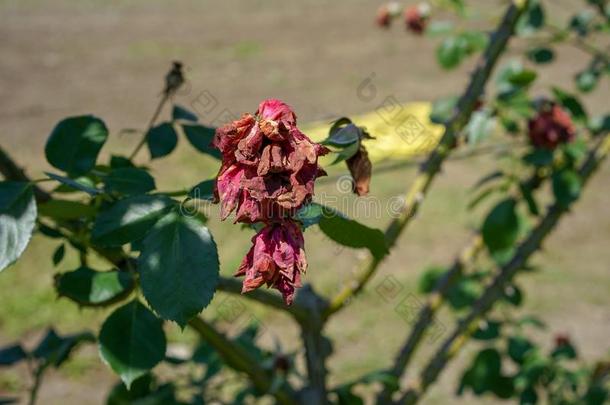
left=182, top=124, right=221, bottom=159
left=459, top=31, right=488, bottom=53
left=482, top=198, right=521, bottom=256
left=38, top=199, right=96, bottom=220
left=295, top=203, right=325, bottom=230
left=522, top=148, right=554, bottom=167
left=551, top=343, right=578, bottom=359
left=99, top=300, right=166, bottom=388
left=459, top=348, right=502, bottom=395
left=465, top=110, right=497, bottom=144
left=33, top=329, right=94, bottom=368
left=55, top=267, right=134, bottom=307
left=172, top=104, right=198, bottom=122
left=588, top=114, right=610, bottom=135
left=520, top=386, right=538, bottom=405
left=323, top=123, right=361, bottom=146
left=552, top=87, right=588, bottom=123
left=331, top=141, right=360, bottom=165
left=447, top=277, right=482, bottom=310
left=45, top=172, right=101, bottom=196
left=570, top=9, right=595, bottom=36
left=508, top=335, right=535, bottom=364
left=104, top=168, right=156, bottom=196
left=576, top=70, right=598, bottom=93
left=426, top=20, right=455, bottom=36
left=45, top=115, right=108, bottom=176
left=552, top=169, right=581, bottom=208
left=0, top=344, right=27, bottom=366
left=317, top=205, right=389, bottom=260
left=503, top=284, right=524, bottom=306
left=138, top=212, right=219, bottom=327
left=517, top=1, right=545, bottom=36
left=507, top=70, right=537, bottom=87
left=417, top=266, right=446, bottom=294
left=473, top=320, right=502, bottom=340
left=519, top=182, right=540, bottom=216
left=562, top=138, right=587, bottom=163
left=526, top=47, right=554, bottom=64
left=430, top=96, right=458, bottom=124
left=437, top=36, right=465, bottom=69
left=360, top=371, right=400, bottom=392
left=146, top=123, right=178, bottom=159
left=52, top=244, right=66, bottom=266
left=107, top=376, right=178, bottom=405
left=188, top=179, right=215, bottom=201
left=0, top=182, right=37, bottom=272
left=496, top=60, right=537, bottom=97
left=110, top=155, right=134, bottom=169
left=91, top=195, right=174, bottom=247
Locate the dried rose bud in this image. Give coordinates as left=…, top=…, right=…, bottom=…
left=346, top=145, right=372, bottom=196
left=213, top=99, right=329, bottom=223
left=528, top=104, right=575, bottom=150
left=554, top=333, right=571, bottom=348
left=273, top=355, right=291, bottom=372
left=376, top=5, right=392, bottom=28
left=404, top=3, right=430, bottom=35
left=235, top=221, right=306, bottom=305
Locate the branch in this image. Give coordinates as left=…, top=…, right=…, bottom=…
left=323, top=0, right=531, bottom=319
left=378, top=169, right=546, bottom=402
left=396, top=134, right=610, bottom=405
left=188, top=316, right=299, bottom=405
left=295, top=286, right=330, bottom=404
left=376, top=235, right=483, bottom=403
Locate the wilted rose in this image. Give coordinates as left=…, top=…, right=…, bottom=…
left=213, top=99, right=328, bottom=304
left=235, top=221, right=307, bottom=305
left=213, top=99, right=328, bottom=223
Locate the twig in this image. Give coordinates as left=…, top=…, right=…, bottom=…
left=396, top=134, right=610, bottom=405
left=128, top=93, right=169, bottom=161
left=378, top=168, right=546, bottom=402
left=376, top=235, right=484, bottom=403
left=323, top=0, right=531, bottom=320
left=296, top=286, right=331, bottom=404
left=188, top=316, right=298, bottom=405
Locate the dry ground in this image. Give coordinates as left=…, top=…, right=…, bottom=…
left=0, top=0, right=609, bottom=404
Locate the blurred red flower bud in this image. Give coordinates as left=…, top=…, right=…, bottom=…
left=405, top=3, right=430, bottom=35
left=528, top=103, right=575, bottom=150
left=376, top=5, right=392, bottom=28
left=554, top=333, right=571, bottom=348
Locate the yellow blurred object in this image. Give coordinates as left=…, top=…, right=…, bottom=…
left=302, top=102, right=444, bottom=162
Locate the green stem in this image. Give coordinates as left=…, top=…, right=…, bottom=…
left=323, top=0, right=531, bottom=320
left=28, top=365, right=45, bottom=405
left=128, top=93, right=169, bottom=161
left=188, top=316, right=298, bottom=405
